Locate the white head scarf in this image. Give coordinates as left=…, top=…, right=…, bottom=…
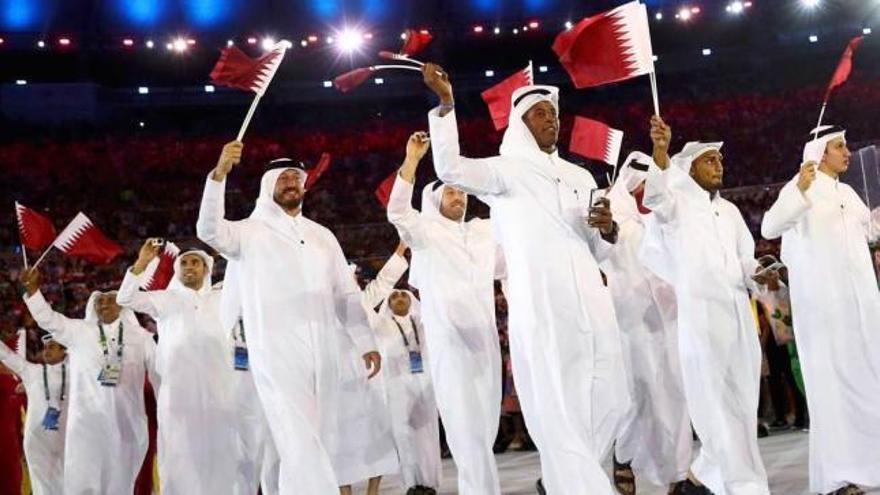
left=249, top=165, right=309, bottom=240
left=408, top=181, right=468, bottom=290
left=607, top=151, right=654, bottom=224
left=167, top=250, right=214, bottom=295
left=85, top=290, right=141, bottom=328
left=500, top=85, right=560, bottom=162
left=377, top=289, right=421, bottom=321
left=670, top=141, right=724, bottom=173
left=803, top=125, right=846, bottom=165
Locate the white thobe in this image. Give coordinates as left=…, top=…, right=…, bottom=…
left=197, top=174, right=375, bottom=494
left=24, top=291, right=155, bottom=495
left=387, top=176, right=503, bottom=495
left=371, top=308, right=441, bottom=489
left=601, top=186, right=692, bottom=487
left=329, top=254, right=404, bottom=486
left=117, top=270, right=240, bottom=495
left=641, top=163, right=769, bottom=495
left=429, top=108, right=630, bottom=494
left=761, top=172, right=880, bottom=493
left=0, top=338, right=67, bottom=495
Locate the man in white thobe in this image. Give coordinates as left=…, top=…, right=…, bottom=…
left=0, top=330, right=68, bottom=495
left=387, top=131, right=504, bottom=495
left=116, top=240, right=241, bottom=495
left=422, top=64, right=630, bottom=494
left=196, top=142, right=381, bottom=494
left=370, top=289, right=442, bottom=494
left=601, top=152, right=693, bottom=494
left=761, top=125, right=880, bottom=495
left=333, top=247, right=407, bottom=495
left=20, top=268, right=156, bottom=494
left=641, top=116, right=770, bottom=495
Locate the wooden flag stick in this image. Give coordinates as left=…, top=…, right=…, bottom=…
left=649, top=70, right=661, bottom=116
left=32, top=245, right=53, bottom=270
left=21, top=244, right=28, bottom=270
left=236, top=95, right=262, bottom=142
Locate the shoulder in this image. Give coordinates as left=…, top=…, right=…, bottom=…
left=559, top=158, right=598, bottom=186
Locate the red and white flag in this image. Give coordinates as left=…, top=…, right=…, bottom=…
left=569, top=116, right=624, bottom=166
left=52, top=212, right=122, bottom=264
left=304, top=153, right=332, bottom=189
left=481, top=62, right=534, bottom=131
left=400, top=29, right=433, bottom=56
left=552, top=1, right=655, bottom=89
left=15, top=202, right=57, bottom=251
left=140, top=242, right=180, bottom=291
left=824, top=35, right=864, bottom=102
left=374, top=171, right=397, bottom=208
left=210, top=40, right=293, bottom=97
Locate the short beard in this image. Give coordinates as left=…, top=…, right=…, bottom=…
left=274, top=193, right=303, bottom=211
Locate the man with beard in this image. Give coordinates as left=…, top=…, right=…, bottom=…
left=196, top=141, right=382, bottom=494
left=21, top=268, right=156, bottom=494
left=762, top=126, right=880, bottom=495
left=387, top=131, right=505, bottom=495
left=640, top=116, right=771, bottom=495
left=117, top=240, right=242, bottom=494
left=423, top=64, right=630, bottom=494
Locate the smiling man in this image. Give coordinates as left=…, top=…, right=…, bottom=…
left=762, top=126, right=880, bottom=495
left=422, top=63, right=630, bottom=494
left=196, top=142, right=381, bottom=494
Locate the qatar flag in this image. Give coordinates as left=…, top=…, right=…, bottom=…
left=52, top=212, right=122, bottom=264
left=140, top=242, right=181, bottom=291
left=569, top=116, right=624, bottom=166
left=15, top=202, right=57, bottom=251
left=552, top=1, right=655, bottom=89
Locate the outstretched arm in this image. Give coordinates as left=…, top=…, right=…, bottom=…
left=423, top=63, right=507, bottom=196
left=197, top=141, right=245, bottom=259
left=20, top=269, right=82, bottom=349
left=761, top=164, right=816, bottom=240
left=387, top=133, right=431, bottom=249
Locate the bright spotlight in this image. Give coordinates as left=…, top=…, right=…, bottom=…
left=473, top=25, right=484, bottom=33
left=374, top=78, right=384, bottom=85
left=528, top=20, right=539, bottom=29
left=307, top=35, right=318, bottom=43
left=485, top=70, right=495, bottom=77
left=204, top=85, right=215, bottom=93
left=809, top=34, right=818, bottom=43
left=58, top=37, right=71, bottom=47
left=863, top=27, right=872, bottom=35
left=801, top=0, right=821, bottom=8
left=337, top=29, right=364, bottom=53
left=247, top=37, right=257, bottom=45
left=172, top=38, right=188, bottom=52
left=702, top=48, right=712, bottom=56
left=323, top=80, right=333, bottom=88
left=494, top=26, right=502, bottom=34
left=726, top=1, right=744, bottom=14
left=655, top=12, right=663, bottom=20
left=564, top=20, right=573, bottom=29
left=538, top=65, right=548, bottom=72
left=145, top=40, right=154, bottom=49
left=300, top=39, right=308, bottom=47
left=37, top=40, right=46, bottom=48
left=512, top=28, right=519, bottom=35
left=226, top=39, right=234, bottom=47
left=653, top=54, right=659, bottom=61
left=138, top=86, right=149, bottom=94
left=261, top=37, right=275, bottom=51
left=123, top=38, right=135, bottom=47
left=678, top=8, right=692, bottom=21
left=15, top=79, right=27, bottom=85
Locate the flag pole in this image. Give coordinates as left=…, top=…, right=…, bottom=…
left=32, top=245, right=53, bottom=270
left=236, top=95, right=262, bottom=142
left=813, top=101, right=828, bottom=140
left=649, top=70, right=660, bottom=116
left=21, top=245, right=28, bottom=269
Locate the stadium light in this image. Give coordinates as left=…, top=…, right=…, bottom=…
left=300, top=39, right=308, bottom=47
left=37, top=40, right=46, bottom=49
left=145, top=39, right=154, bottom=49
left=528, top=20, right=539, bottom=29
left=123, top=38, right=135, bottom=47
left=226, top=39, right=234, bottom=47
left=677, top=8, right=692, bottom=21
left=323, top=80, right=333, bottom=88
left=138, top=86, right=149, bottom=94
left=655, top=12, right=663, bottom=20
left=702, top=48, right=712, bottom=56
left=564, top=20, right=573, bottom=29
left=172, top=38, right=188, bottom=52
left=538, top=65, right=548, bottom=72
left=485, top=70, right=495, bottom=77
left=494, top=26, right=502, bottom=34
left=204, top=84, right=215, bottom=93
left=512, top=28, right=519, bottom=35
left=58, top=37, right=71, bottom=47
left=247, top=37, right=257, bottom=45
left=261, top=37, right=275, bottom=51
left=726, top=1, right=745, bottom=14
left=801, top=0, right=821, bottom=8
left=809, top=34, right=818, bottom=43
left=337, top=28, right=364, bottom=53
left=374, top=78, right=384, bottom=85
left=307, top=35, right=319, bottom=43
left=473, top=25, right=484, bottom=33
left=15, top=79, right=27, bottom=85
left=863, top=27, right=872, bottom=35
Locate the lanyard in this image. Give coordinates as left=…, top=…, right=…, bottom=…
left=392, top=317, right=420, bottom=350
left=234, top=318, right=247, bottom=344
left=42, top=363, right=66, bottom=403
left=97, top=322, right=124, bottom=362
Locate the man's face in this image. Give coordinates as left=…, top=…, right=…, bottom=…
left=273, top=169, right=306, bottom=211
left=389, top=291, right=412, bottom=317
left=822, top=137, right=850, bottom=174
left=95, top=293, right=121, bottom=324
left=690, top=149, right=724, bottom=193
left=521, top=101, right=559, bottom=152
left=439, top=186, right=467, bottom=222
left=178, top=254, right=207, bottom=290
left=42, top=340, right=67, bottom=365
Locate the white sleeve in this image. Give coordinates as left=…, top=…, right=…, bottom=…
left=428, top=107, right=507, bottom=196
left=116, top=269, right=176, bottom=319
left=761, top=180, right=811, bottom=240
left=643, top=164, right=679, bottom=224
left=734, top=206, right=761, bottom=291
left=196, top=174, right=244, bottom=259
left=361, top=253, right=409, bottom=309
left=387, top=176, right=429, bottom=250
left=0, top=338, right=28, bottom=378
left=23, top=291, right=83, bottom=349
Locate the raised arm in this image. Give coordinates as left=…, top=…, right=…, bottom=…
left=330, top=236, right=382, bottom=379
left=196, top=141, right=244, bottom=259
left=0, top=330, right=28, bottom=378
left=20, top=269, right=82, bottom=349
left=761, top=164, right=816, bottom=240
left=643, top=116, right=677, bottom=223
left=362, top=242, right=410, bottom=309
left=116, top=239, right=177, bottom=318
left=422, top=63, right=507, bottom=196
left=387, top=133, right=431, bottom=249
